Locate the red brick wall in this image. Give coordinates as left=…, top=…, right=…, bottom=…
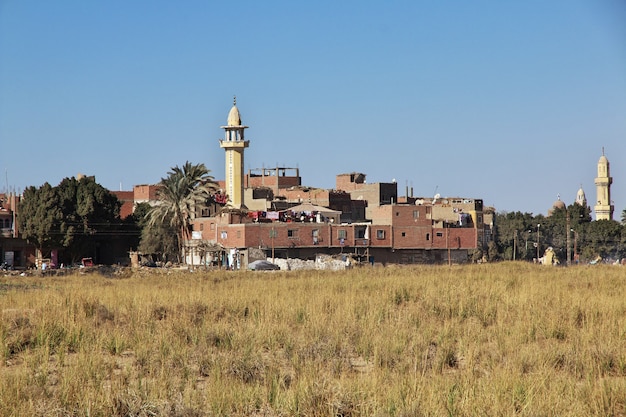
left=335, top=173, right=366, bottom=191
left=247, top=175, right=301, bottom=190
left=133, top=184, right=159, bottom=201
left=368, top=225, right=392, bottom=247
left=194, top=209, right=477, bottom=251
left=243, top=223, right=334, bottom=249
left=280, top=188, right=331, bottom=204
left=111, top=191, right=134, bottom=219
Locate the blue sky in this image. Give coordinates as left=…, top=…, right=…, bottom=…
left=1, top=0, right=625, bottom=216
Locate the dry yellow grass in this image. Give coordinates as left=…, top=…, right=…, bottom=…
left=1, top=263, right=625, bottom=416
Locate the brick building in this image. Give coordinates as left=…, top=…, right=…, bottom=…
left=184, top=101, right=493, bottom=267
left=0, top=193, right=34, bottom=268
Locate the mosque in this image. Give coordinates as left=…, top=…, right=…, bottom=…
left=549, top=149, right=614, bottom=221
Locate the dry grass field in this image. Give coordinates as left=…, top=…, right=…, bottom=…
left=1, top=263, right=625, bottom=416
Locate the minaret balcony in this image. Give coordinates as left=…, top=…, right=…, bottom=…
left=219, top=140, right=250, bottom=149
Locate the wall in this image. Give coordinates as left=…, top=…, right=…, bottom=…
left=133, top=184, right=159, bottom=203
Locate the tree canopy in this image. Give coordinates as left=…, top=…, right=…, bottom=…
left=18, top=176, right=122, bottom=264
left=494, top=204, right=625, bottom=263
left=18, top=182, right=62, bottom=251
left=146, top=161, right=218, bottom=262
left=135, top=202, right=178, bottom=262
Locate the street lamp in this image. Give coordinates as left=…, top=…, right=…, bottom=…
left=524, top=230, right=535, bottom=261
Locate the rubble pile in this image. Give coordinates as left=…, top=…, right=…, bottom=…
left=270, top=255, right=351, bottom=271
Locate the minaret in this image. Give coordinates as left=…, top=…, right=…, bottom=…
left=575, top=185, right=586, bottom=207
left=593, top=148, right=613, bottom=221
left=219, top=97, right=249, bottom=209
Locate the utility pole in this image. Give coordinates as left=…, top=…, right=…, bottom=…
left=536, top=224, right=541, bottom=261
left=566, top=211, right=571, bottom=266
left=447, top=224, right=451, bottom=266
left=571, top=229, right=578, bottom=264
left=270, top=226, right=276, bottom=263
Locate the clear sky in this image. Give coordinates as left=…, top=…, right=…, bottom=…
left=1, top=0, right=625, bottom=216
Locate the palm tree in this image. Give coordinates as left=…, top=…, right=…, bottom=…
left=622, top=209, right=626, bottom=226
left=147, top=161, right=218, bottom=263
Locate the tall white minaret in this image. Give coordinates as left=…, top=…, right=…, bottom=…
left=219, top=97, right=249, bottom=209
left=594, top=148, right=613, bottom=221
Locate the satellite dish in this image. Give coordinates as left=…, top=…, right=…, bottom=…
left=432, top=193, right=440, bottom=204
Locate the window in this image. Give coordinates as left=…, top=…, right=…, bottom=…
left=426, top=233, right=430, bottom=241
left=376, top=229, right=385, bottom=239
left=401, top=232, right=406, bottom=237
left=220, top=231, right=227, bottom=239
left=237, top=230, right=241, bottom=238
left=413, top=210, right=419, bottom=219
left=395, top=211, right=400, bottom=216
left=210, top=223, right=215, bottom=230
left=338, top=229, right=347, bottom=239
left=199, top=224, right=204, bottom=231
left=436, top=232, right=443, bottom=237
left=288, top=229, right=298, bottom=239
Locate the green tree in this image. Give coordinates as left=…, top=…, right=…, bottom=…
left=135, top=202, right=178, bottom=262
left=18, top=176, right=122, bottom=265
left=18, top=183, right=62, bottom=254
left=494, top=203, right=624, bottom=264
left=542, top=204, right=592, bottom=262
left=56, top=177, right=122, bottom=263
left=147, top=161, right=218, bottom=263
left=584, top=219, right=624, bottom=260
left=494, top=211, right=537, bottom=260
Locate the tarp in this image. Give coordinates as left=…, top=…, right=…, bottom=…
left=287, top=203, right=341, bottom=222
left=248, top=260, right=280, bottom=270
left=287, top=203, right=341, bottom=215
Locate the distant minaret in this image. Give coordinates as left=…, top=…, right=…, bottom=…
left=219, top=97, right=249, bottom=209
left=593, top=148, right=613, bottom=221
left=575, top=185, right=586, bottom=207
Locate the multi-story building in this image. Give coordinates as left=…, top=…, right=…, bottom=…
left=188, top=101, right=492, bottom=267
left=0, top=193, right=34, bottom=268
